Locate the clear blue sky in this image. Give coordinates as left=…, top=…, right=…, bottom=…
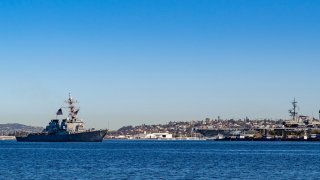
left=1, top=0, right=320, bottom=130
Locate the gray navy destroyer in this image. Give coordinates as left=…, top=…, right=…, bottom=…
left=16, top=94, right=108, bottom=142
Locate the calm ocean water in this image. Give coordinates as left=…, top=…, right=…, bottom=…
left=0, top=140, right=320, bottom=180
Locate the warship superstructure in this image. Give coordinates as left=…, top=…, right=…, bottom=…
left=196, top=98, right=320, bottom=141
left=16, top=94, right=108, bottom=142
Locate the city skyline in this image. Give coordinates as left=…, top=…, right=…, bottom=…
left=1, top=0, right=320, bottom=130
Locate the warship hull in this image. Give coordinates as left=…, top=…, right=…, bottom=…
left=16, top=129, right=108, bottom=142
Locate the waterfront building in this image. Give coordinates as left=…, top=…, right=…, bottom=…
left=133, top=132, right=173, bottom=139
left=0, top=136, right=16, bottom=140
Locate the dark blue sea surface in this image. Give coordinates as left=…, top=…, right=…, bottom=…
left=0, top=140, right=320, bottom=179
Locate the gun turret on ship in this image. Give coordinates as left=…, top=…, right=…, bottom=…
left=16, top=94, right=108, bottom=142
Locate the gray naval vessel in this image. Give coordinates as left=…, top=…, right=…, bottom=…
left=196, top=99, right=320, bottom=141
left=16, top=94, right=108, bottom=142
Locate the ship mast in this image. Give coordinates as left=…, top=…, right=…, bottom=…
left=288, top=98, right=298, bottom=122
left=65, top=93, right=80, bottom=122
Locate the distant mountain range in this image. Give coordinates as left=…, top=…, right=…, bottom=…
left=0, top=123, right=43, bottom=136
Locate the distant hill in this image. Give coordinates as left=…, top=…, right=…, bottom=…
left=0, top=123, right=43, bottom=136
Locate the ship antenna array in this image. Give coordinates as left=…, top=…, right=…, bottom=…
left=65, top=93, right=80, bottom=121
left=288, top=98, right=298, bottom=121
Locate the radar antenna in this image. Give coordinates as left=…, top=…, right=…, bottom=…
left=65, top=93, right=80, bottom=122
left=288, top=98, right=298, bottom=121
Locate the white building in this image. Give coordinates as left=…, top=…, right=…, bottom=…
left=134, top=132, right=173, bottom=139
left=0, top=136, right=16, bottom=140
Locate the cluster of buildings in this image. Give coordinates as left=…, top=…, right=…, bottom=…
left=199, top=118, right=284, bottom=129
left=0, top=123, right=42, bottom=136
left=108, top=118, right=286, bottom=139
